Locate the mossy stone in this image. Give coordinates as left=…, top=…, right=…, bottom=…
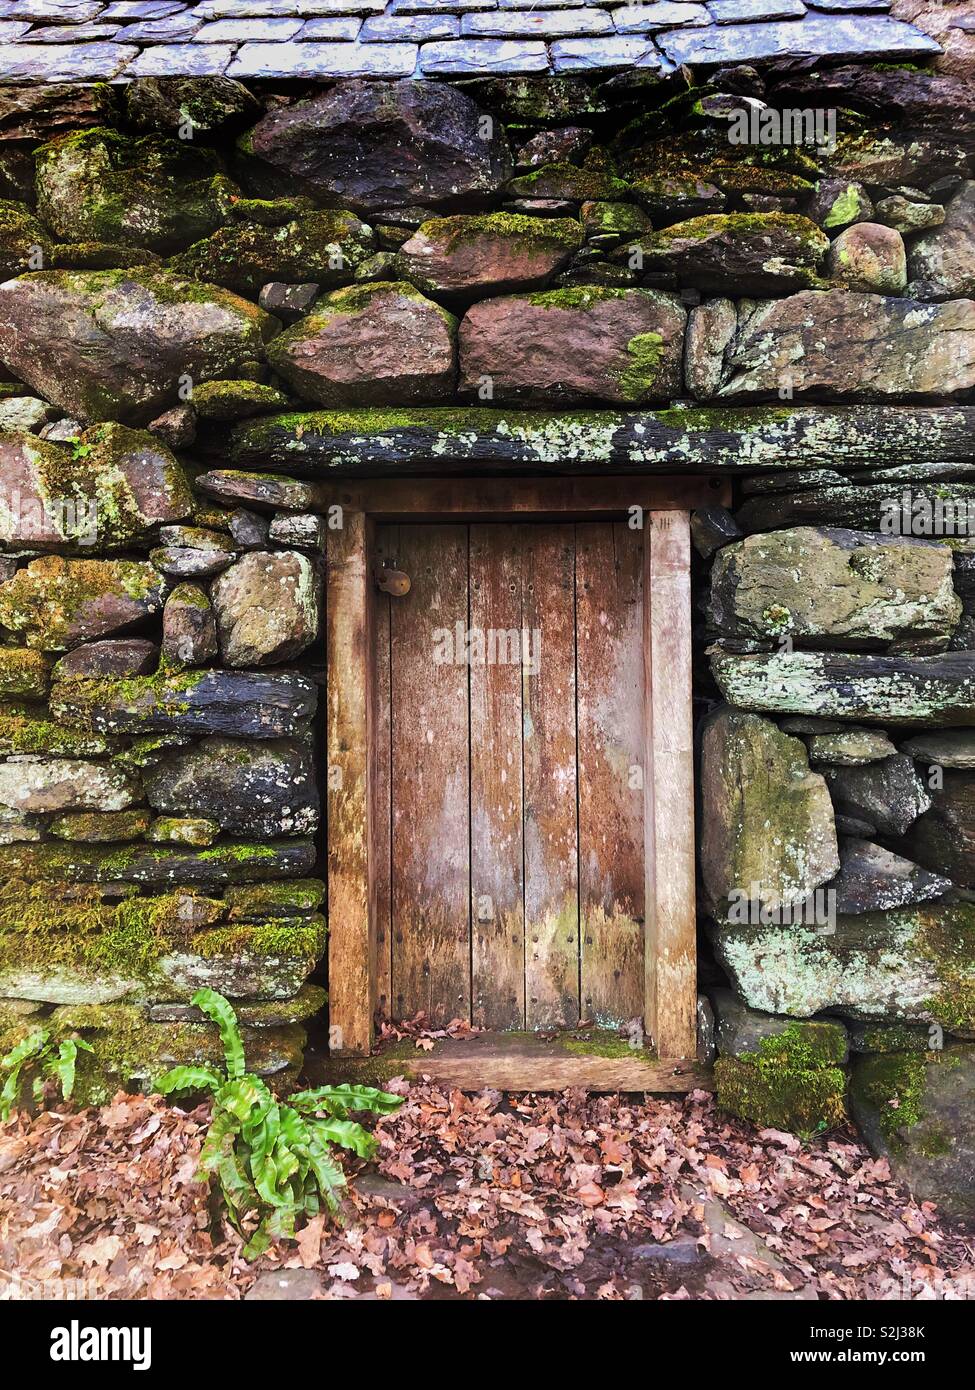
left=715, top=1055, right=847, bottom=1134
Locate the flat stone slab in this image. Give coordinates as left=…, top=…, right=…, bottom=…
left=0, top=3, right=942, bottom=80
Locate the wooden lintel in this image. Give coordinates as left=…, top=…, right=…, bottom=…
left=318, top=473, right=730, bottom=517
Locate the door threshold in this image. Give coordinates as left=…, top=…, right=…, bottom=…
left=317, top=1030, right=713, bottom=1094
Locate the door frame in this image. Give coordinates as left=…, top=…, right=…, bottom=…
left=324, top=474, right=729, bottom=1066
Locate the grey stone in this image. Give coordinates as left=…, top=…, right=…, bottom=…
left=0, top=556, right=165, bottom=652
left=806, top=179, right=874, bottom=230
left=613, top=3, right=709, bottom=32
left=125, top=44, right=235, bottom=76
left=462, top=9, right=613, bottom=35
left=418, top=39, right=550, bottom=74
left=258, top=281, right=321, bottom=321
left=874, top=195, right=945, bottom=235
left=300, top=17, right=367, bottom=37
left=850, top=1047, right=975, bottom=1222
left=50, top=669, right=319, bottom=740
left=195, top=470, right=325, bottom=513
left=144, top=736, right=318, bottom=837
left=823, top=755, right=931, bottom=836
left=706, top=0, right=805, bottom=18
left=161, top=583, right=218, bottom=669
left=0, top=758, right=139, bottom=814
left=268, top=513, right=328, bottom=551
left=685, top=298, right=737, bottom=399
left=0, top=269, right=275, bottom=426
left=907, top=181, right=975, bottom=301
left=828, top=223, right=907, bottom=295
left=228, top=508, right=270, bottom=549
left=717, top=291, right=975, bottom=401
left=241, top=79, right=512, bottom=215
left=710, top=904, right=975, bottom=1035
left=53, top=639, right=158, bottom=679
left=700, top=708, right=839, bottom=916
left=550, top=36, right=671, bottom=70
left=0, top=398, right=59, bottom=433
left=121, top=15, right=205, bottom=40
left=710, top=528, right=961, bottom=649
left=656, top=15, right=940, bottom=67
left=229, top=41, right=418, bottom=78
left=211, top=550, right=321, bottom=667
left=710, top=648, right=975, bottom=728
left=690, top=504, right=742, bottom=559
left=710, top=987, right=848, bottom=1062
left=0, top=44, right=138, bottom=81
left=830, top=837, right=951, bottom=914
left=901, top=731, right=975, bottom=770
left=806, top=729, right=897, bottom=765
left=193, top=18, right=304, bottom=40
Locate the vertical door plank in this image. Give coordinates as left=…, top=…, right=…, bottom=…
left=469, top=525, right=525, bottom=1029
left=371, top=526, right=395, bottom=1021
left=576, top=522, right=645, bottom=1027
left=644, top=510, right=697, bottom=1059
left=326, top=510, right=374, bottom=1056
left=522, top=524, right=580, bottom=1029
left=390, top=525, right=471, bottom=1025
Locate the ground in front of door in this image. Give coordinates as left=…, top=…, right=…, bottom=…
left=3, top=1083, right=972, bottom=1302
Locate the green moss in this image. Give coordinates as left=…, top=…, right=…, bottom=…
left=417, top=210, right=583, bottom=253
left=0, top=556, right=163, bottom=650
left=917, top=906, right=975, bottom=1034
left=526, top=285, right=634, bottom=310
left=224, top=879, right=325, bottom=920
left=851, top=1051, right=927, bottom=1146
left=190, top=915, right=326, bottom=963
left=561, top=1028, right=658, bottom=1063
left=715, top=1056, right=847, bottom=1134
left=49, top=809, right=150, bottom=843
left=616, top=330, right=663, bottom=400
left=506, top=162, right=630, bottom=201
left=824, top=183, right=866, bottom=229
left=0, top=649, right=51, bottom=700
left=0, top=702, right=115, bottom=756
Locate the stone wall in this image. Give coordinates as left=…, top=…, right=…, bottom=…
left=0, top=67, right=974, bottom=1212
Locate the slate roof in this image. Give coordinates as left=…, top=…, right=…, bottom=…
left=0, top=0, right=943, bottom=81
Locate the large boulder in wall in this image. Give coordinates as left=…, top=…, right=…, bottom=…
left=700, top=708, right=839, bottom=916
left=458, top=286, right=685, bottom=406
left=238, top=80, right=512, bottom=216
left=0, top=269, right=277, bottom=424
left=850, top=1046, right=975, bottom=1222
left=715, top=290, right=975, bottom=400
left=267, top=282, right=457, bottom=407
left=710, top=527, right=961, bottom=649
left=710, top=903, right=975, bottom=1038
left=0, top=425, right=193, bottom=552
left=34, top=128, right=237, bottom=254
left=143, top=736, right=319, bottom=838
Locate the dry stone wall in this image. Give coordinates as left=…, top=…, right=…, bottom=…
left=0, top=66, right=974, bottom=1214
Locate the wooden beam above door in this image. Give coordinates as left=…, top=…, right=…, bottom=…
left=320, top=474, right=729, bottom=518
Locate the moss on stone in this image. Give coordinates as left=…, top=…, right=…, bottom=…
left=49, top=809, right=151, bottom=843
left=189, top=915, right=326, bottom=964
left=224, top=879, right=325, bottom=920
left=715, top=1055, right=847, bottom=1134
left=0, top=648, right=51, bottom=700
left=0, top=702, right=116, bottom=757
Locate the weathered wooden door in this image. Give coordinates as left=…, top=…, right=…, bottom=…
left=373, top=522, right=646, bottom=1032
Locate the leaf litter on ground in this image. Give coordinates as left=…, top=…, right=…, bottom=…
left=1, top=1082, right=973, bottom=1301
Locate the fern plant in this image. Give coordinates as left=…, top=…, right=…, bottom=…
left=156, top=988, right=402, bottom=1259
left=0, top=1028, right=92, bottom=1121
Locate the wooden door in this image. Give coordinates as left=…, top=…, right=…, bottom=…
left=373, top=522, right=645, bottom=1032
